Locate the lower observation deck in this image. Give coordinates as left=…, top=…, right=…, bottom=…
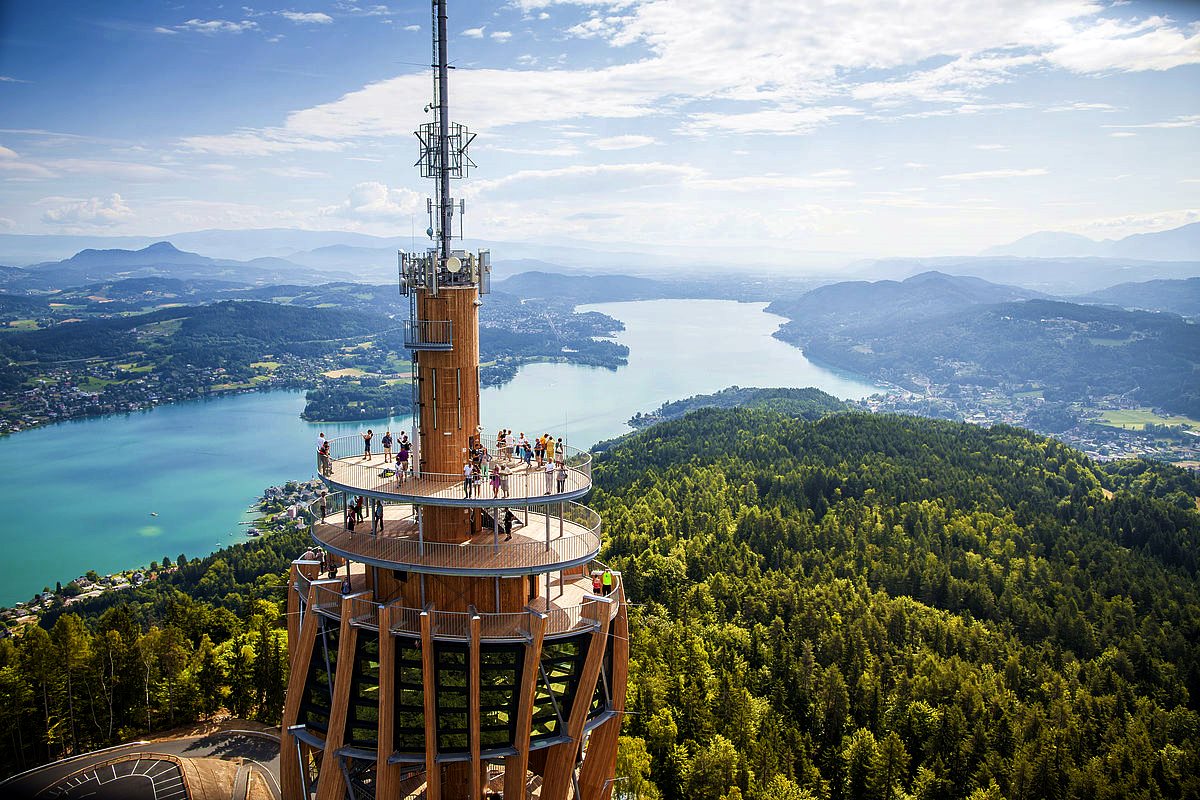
left=294, top=562, right=621, bottom=642
left=318, top=440, right=593, bottom=507
left=306, top=496, right=601, bottom=576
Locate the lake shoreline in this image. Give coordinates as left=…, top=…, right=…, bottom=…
left=0, top=299, right=878, bottom=606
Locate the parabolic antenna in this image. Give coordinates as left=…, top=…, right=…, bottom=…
left=446, top=256, right=462, bottom=273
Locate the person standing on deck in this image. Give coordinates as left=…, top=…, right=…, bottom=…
left=361, top=429, right=373, bottom=461
left=490, top=466, right=502, bottom=499
left=463, top=462, right=474, bottom=498
left=382, top=430, right=393, bottom=462
left=544, top=460, right=555, bottom=495
left=546, top=435, right=556, bottom=462
left=556, top=460, right=567, bottom=493
left=499, top=464, right=510, bottom=498
left=602, top=568, right=614, bottom=595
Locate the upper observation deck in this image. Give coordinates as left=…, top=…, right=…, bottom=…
left=304, top=494, right=601, bottom=576
left=318, top=434, right=592, bottom=507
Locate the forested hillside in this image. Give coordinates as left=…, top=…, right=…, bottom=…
left=591, top=410, right=1200, bottom=800
left=775, top=286, right=1200, bottom=418
left=1, top=410, right=1198, bottom=799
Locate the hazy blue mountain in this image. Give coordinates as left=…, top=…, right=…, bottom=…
left=1110, top=222, right=1200, bottom=261
left=0, top=233, right=158, bottom=266
left=6, top=241, right=350, bottom=290
left=982, top=231, right=1106, bottom=258
left=1077, top=276, right=1200, bottom=317
left=985, top=221, right=1200, bottom=261
left=862, top=256, right=1200, bottom=293
left=768, top=270, right=1044, bottom=332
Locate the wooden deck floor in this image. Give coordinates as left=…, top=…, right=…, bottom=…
left=311, top=505, right=599, bottom=574
left=323, top=454, right=591, bottom=505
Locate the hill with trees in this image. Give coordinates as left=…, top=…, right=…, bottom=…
left=2, top=408, right=1198, bottom=798
left=770, top=274, right=1200, bottom=419
left=594, top=408, right=1200, bottom=800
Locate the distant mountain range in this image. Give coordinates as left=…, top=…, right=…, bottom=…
left=767, top=270, right=1045, bottom=333
left=0, top=241, right=352, bottom=291
left=984, top=221, right=1199, bottom=261
left=861, top=255, right=1200, bottom=294
left=1077, top=276, right=1200, bottom=318
left=768, top=271, right=1200, bottom=417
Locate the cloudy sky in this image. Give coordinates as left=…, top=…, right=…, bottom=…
left=0, top=0, right=1198, bottom=258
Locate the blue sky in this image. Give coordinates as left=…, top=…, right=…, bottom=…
left=1, top=0, right=1198, bottom=259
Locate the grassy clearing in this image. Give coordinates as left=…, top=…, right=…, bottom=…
left=77, top=376, right=122, bottom=391
left=323, top=367, right=365, bottom=378
left=1096, top=407, right=1200, bottom=430
left=7, top=319, right=38, bottom=330
left=251, top=361, right=282, bottom=371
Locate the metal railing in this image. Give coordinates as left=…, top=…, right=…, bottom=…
left=296, top=568, right=622, bottom=642
left=404, top=319, right=453, bottom=350
left=319, top=435, right=593, bottom=505
left=305, top=494, right=602, bottom=574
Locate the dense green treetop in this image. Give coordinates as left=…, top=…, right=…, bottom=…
left=593, top=409, right=1200, bottom=800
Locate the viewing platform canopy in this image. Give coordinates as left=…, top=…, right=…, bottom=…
left=319, top=434, right=593, bottom=506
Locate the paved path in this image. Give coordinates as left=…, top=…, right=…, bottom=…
left=1, top=730, right=281, bottom=800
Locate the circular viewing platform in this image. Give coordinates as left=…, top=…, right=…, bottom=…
left=294, top=562, right=621, bottom=643
left=317, top=435, right=592, bottom=507
left=304, top=495, right=601, bottom=576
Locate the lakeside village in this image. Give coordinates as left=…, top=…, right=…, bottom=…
left=861, top=383, right=1200, bottom=467
left=0, top=479, right=325, bottom=638
left=0, top=352, right=315, bottom=435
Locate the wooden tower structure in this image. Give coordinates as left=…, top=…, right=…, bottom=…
left=280, top=2, right=628, bottom=798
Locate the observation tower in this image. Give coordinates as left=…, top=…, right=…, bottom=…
left=280, top=3, right=629, bottom=798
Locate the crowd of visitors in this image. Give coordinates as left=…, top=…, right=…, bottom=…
left=316, top=428, right=576, bottom=498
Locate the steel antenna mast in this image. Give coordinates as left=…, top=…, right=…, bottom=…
left=435, top=0, right=452, bottom=262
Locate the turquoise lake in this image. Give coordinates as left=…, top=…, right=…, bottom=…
left=0, top=299, right=877, bottom=606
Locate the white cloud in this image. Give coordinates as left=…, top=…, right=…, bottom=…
left=0, top=146, right=55, bottom=178
left=1104, top=114, right=1200, bottom=129
left=153, top=27, right=178, bottom=35
left=40, top=194, right=134, bottom=227
left=940, top=168, right=1048, bottom=180
left=1072, top=208, right=1200, bottom=236
left=1109, top=131, right=1137, bottom=138
left=320, top=182, right=423, bottom=221
left=47, top=159, right=178, bottom=182
left=0, top=217, right=15, bottom=231
left=491, top=30, right=512, bottom=42
left=590, top=134, right=656, bottom=150
left=1044, top=101, right=1118, bottom=112
left=463, top=26, right=485, bottom=38
left=485, top=143, right=580, bottom=157
left=0, top=75, right=30, bottom=82
left=469, top=162, right=703, bottom=196
left=973, top=144, right=1008, bottom=150
left=403, top=24, right=420, bottom=31
left=680, top=106, right=861, bottom=136
left=174, top=19, right=259, bottom=34
left=263, top=166, right=328, bottom=178
left=1047, top=15, right=1200, bottom=73
left=180, top=129, right=347, bottom=156
left=279, top=11, right=333, bottom=24
left=685, top=173, right=856, bottom=192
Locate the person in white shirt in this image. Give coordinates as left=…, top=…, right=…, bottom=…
left=544, top=460, right=555, bottom=495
